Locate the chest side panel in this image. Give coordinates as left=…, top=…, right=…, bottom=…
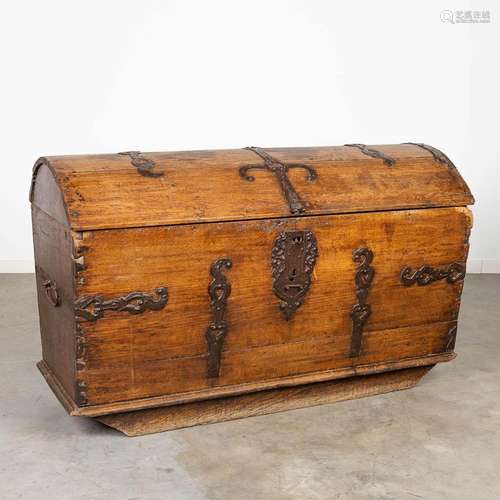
left=75, top=207, right=471, bottom=407
left=32, top=206, right=77, bottom=400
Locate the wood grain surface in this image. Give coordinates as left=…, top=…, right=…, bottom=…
left=32, top=206, right=76, bottom=400
left=37, top=353, right=455, bottom=417
left=32, top=145, right=473, bottom=230
left=74, top=207, right=471, bottom=407
left=96, top=365, right=435, bottom=436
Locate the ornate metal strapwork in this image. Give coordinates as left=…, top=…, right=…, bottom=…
left=344, top=144, right=396, bottom=166
left=118, top=151, right=163, bottom=178
left=445, top=325, right=458, bottom=352
left=350, top=247, right=375, bottom=358
left=205, top=258, right=233, bottom=378
left=403, top=143, right=454, bottom=168
left=240, top=146, right=317, bottom=215
left=271, top=230, right=318, bottom=321
left=400, top=263, right=465, bottom=287
left=75, top=287, right=169, bottom=322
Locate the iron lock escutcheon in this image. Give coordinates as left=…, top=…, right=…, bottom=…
left=271, top=230, right=318, bottom=321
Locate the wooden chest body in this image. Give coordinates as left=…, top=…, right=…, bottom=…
left=31, top=144, right=473, bottom=432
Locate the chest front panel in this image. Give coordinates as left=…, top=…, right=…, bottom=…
left=74, top=207, right=470, bottom=406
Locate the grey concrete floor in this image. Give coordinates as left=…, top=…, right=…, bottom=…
left=0, top=274, right=499, bottom=500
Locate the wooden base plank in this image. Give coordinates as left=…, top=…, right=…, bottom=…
left=96, top=365, right=434, bottom=436
left=37, top=360, right=79, bottom=415
left=38, top=353, right=453, bottom=418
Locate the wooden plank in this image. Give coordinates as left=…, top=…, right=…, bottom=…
left=42, top=353, right=453, bottom=418
left=37, top=360, right=79, bottom=415
left=80, top=321, right=455, bottom=405
left=32, top=206, right=76, bottom=400
left=96, top=365, right=435, bottom=436
left=33, top=145, right=473, bottom=230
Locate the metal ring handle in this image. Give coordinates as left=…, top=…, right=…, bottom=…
left=42, top=279, right=60, bottom=307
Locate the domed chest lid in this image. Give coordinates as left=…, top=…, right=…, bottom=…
left=30, top=143, right=474, bottom=231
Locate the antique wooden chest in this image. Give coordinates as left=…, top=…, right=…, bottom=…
left=31, top=143, right=474, bottom=435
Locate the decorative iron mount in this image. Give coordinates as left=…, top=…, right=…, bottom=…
left=42, top=279, right=60, bottom=307
left=118, top=151, right=163, bottom=178
left=345, top=144, right=396, bottom=166
left=349, top=247, right=375, bottom=358
left=403, top=143, right=454, bottom=168
left=75, top=287, right=169, bottom=322
left=400, top=263, right=465, bottom=286
left=445, top=325, right=458, bottom=352
left=240, top=147, right=317, bottom=215
left=404, top=142, right=474, bottom=201
left=271, top=230, right=318, bottom=320
left=205, top=258, right=232, bottom=378
left=36, top=266, right=60, bottom=307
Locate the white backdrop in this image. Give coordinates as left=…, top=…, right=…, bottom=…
left=1, top=0, right=498, bottom=272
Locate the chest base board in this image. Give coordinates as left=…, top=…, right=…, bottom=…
left=93, top=365, right=434, bottom=437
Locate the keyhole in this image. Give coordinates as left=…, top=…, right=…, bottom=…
left=289, top=268, right=297, bottom=282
